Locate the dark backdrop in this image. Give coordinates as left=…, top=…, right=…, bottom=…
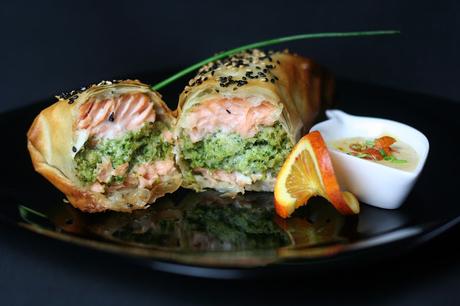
left=0, top=0, right=458, bottom=112
left=1, top=2, right=460, bottom=305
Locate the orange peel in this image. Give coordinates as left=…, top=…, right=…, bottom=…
left=274, top=131, right=359, bottom=218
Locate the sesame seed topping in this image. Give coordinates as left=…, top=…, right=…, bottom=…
left=59, top=80, right=123, bottom=104
left=67, top=96, right=78, bottom=104
left=183, top=48, right=285, bottom=92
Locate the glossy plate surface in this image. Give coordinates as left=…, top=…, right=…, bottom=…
left=0, top=78, right=459, bottom=279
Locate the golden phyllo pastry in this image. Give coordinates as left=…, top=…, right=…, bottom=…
left=27, top=80, right=181, bottom=212
left=175, top=49, right=334, bottom=195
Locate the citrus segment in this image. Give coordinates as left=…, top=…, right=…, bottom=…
left=274, top=131, right=359, bottom=218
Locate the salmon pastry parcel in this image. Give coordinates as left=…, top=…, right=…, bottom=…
left=175, top=49, right=334, bottom=194
left=27, top=80, right=181, bottom=212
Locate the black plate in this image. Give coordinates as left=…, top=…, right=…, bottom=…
left=0, top=77, right=459, bottom=279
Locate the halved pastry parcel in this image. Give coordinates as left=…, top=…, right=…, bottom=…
left=175, top=49, right=334, bottom=194
left=27, top=80, right=181, bottom=212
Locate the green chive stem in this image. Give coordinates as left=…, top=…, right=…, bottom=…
left=19, top=205, right=47, bottom=221
left=152, top=30, right=400, bottom=91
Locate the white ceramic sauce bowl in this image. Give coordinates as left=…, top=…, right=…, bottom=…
left=310, top=110, right=429, bottom=209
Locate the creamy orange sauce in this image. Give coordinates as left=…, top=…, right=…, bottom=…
left=183, top=98, right=277, bottom=142
left=77, top=93, right=155, bottom=140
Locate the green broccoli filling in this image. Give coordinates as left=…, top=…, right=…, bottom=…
left=74, top=122, right=172, bottom=185
left=181, top=123, right=292, bottom=177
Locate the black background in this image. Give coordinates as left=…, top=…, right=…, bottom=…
left=0, top=0, right=459, bottom=113
left=1, top=1, right=460, bottom=305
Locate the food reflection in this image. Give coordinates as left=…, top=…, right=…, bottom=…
left=276, top=199, right=358, bottom=247
left=51, top=190, right=359, bottom=252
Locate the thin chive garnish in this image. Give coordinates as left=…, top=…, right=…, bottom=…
left=18, top=205, right=49, bottom=227
left=365, top=140, right=375, bottom=147
left=384, top=155, right=408, bottom=163
left=391, top=159, right=408, bottom=164
left=151, top=30, right=400, bottom=90
left=19, top=205, right=47, bottom=219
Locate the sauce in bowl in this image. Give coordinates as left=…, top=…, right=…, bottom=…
left=310, top=110, right=430, bottom=209
left=331, top=136, right=419, bottom=172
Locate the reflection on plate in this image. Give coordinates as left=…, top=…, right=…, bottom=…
left=1, top=78, right=459, bottom=278
left=14, top=188, right=426, bottom=267
left=48, top=191, right=358, bottom=252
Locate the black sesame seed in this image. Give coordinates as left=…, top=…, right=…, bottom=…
left=72, top=146, right=77, bottom=153
left=68, top=96, right=78, bottom=104
left=277, top=60, right=281, bottom=64
left=263, top=68, right=268, bottom=73
left=226, top=109, right=231, bottom=114
left=215, top=89, right=220, bottom=93
left=270, top=78, right=275, bottom=83
left=108, top=112, right=115, bottom=122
